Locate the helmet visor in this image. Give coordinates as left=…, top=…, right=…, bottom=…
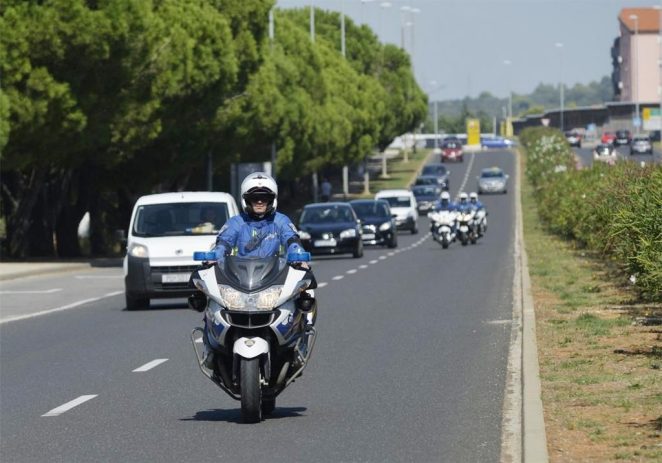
left=243, top=190, right=276, bottom=204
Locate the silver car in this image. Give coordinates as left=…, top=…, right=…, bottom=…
left=630, top=136, right=653, bottom=155
left=477, top=167, right=509, bottom=194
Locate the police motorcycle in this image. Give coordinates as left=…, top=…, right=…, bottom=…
left=456, top=208, right=477, bottom=246
left=473, top=207, right=487, bottom=237
left=188, top=250, right=317, bottom=423
left=428, top=210, right=457, bottom=249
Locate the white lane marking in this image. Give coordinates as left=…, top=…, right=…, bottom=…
left=387, top=252, right=395, bottom=256
left=346, top=269, right=357, bottom=274
left=369, top=260, right=379, bottom=264
left=42, top=395, right=97, bottom=417
left=194, top=338, right=203, bottom=343
left=379, top=256, right=387, bottom=260
left=0, top=291, right=124, bottom=325
left=133, top=359, right=168, bottom=372
left=486, top=319, right=512, bottom=325
left=317, top=282, right=328, bottom=288
left=75, top=275, right=123, bottom=279
left=359, top=265, right=368, bottom=269
left=332, top=275, right=344, bottom=281
left=455, top=152, right=476, bottom=198
left=0, top=288, right=62, bottom=295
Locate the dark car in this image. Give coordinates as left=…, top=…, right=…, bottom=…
left=297, top=203, right=363, bottom=258
left=441, top=140, right=464, bottom=162
left=420, top=163, right=450, bottom=190
left=349, top=199, right=397, bottom=248
left=614, top=130, right=632, bottom=146
left=411, top=185, right=441, bottom=214
left=564, top=130, right=582, bottom=148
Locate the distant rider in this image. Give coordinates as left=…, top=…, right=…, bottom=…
left=469, top=191, right=487, bottom=236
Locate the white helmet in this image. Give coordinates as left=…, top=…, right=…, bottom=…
left=240, top=172, right=278, bottom=217
left=440, top=191, right=451, bottom=201
left=459, top=192, right=468, bottom=202
left=469, top=192, right=478, bottom=201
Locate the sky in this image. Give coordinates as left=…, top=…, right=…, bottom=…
left=277, top=0, right=662, bottom=100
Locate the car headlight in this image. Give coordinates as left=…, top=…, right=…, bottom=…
left=128, top=243, right=148, bottom=258
left=298, top=230, right=311, bottom=240
left=379, top=221, right=392, bottom=231
left=340, top=228, right=357, bottom=239
left=218, top=285, right=283, bottom=311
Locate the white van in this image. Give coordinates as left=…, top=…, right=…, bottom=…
left=123, top=191, right=239, bottom=310
left=375, top=189, right=418, bottom=234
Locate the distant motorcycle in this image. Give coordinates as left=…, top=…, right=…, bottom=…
left=428, top=210, right=456, bottom=249
left=473, top=208, right=487, bottom=237
left=189, top=251, right=316, bottom=423
left=456, top=210, right=477, bottom=246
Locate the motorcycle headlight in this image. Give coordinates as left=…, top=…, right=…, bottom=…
left=379, top=221, right=392, bottom=231
left=340, top=228, right=357, bottom=239
left=128, top=243, right=148, bottom=258
left=298, top=230, right=311, bottom=240
left=217, top=285, right=283, bottom=311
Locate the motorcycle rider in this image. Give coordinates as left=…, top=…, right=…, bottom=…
left=195, top=172, right=316, bottom=368
left=456, top=192, right=471, bottom=212
left=434, top=191, right=457, bottom=212
left=469, top=192, right=487, bottom=237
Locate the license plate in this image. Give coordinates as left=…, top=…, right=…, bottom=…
left=363, top=233, right=376, bottom=240
left=161, top=273, right=190, bottom=283
left=314, top=239, right=337, bottom=247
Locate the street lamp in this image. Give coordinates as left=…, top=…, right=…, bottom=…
left=630, top=14, right=640, bottom=134
left=555, top=42, right=564, bottom=131
left=429, top=81, right=446, bottom=148
left=503, top=60, right=513, bottom=119
left=379, top=1, right=392, bottom=179
left=654, top=5, right=662, bottom=131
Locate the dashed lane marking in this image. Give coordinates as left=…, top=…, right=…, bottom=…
left=42, top=395, right=97, bottom=417
left=0, top=291, right=125, bottom=325
left=133, top=359, right=169, bottom=372
left=332, top=275, right=344, bottom=281
left=0, top=288, right=62, bottom=295
left=359, top=265, right=368, bottom=269
left=317, top=282, right=328, bottom=288
left=369, top=260, right=379, bottom=264
left=346, top=269, right=357, bottom=274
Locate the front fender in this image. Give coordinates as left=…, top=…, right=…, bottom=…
left=233, top=337, right=270, bottom=359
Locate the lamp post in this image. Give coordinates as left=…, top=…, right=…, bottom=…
left=555, top=42, right=564, bottom=131
left=429, top=81, right=446, bottom=149
left=654, top=5, right=662, bottom=131
left=379, top=1, right=392, bottom=179
left=503, top=59, right=513, bottom=119
left=400, top=5, right=411, bottom=50
left=630, top=14, right=640, bottom=134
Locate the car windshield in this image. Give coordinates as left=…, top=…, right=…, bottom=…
left=596, top=146, right=611, bottom=154
left=300, top=205, right=355, bottom=224
left=132, top=202, right=229, bottom=237
left=351, top=202, right=390, bottom=219
left=412, top=186, right=439, bottom=197
left=616, top=131, right=629, bottom=136
left=633, top=137, right=650, bottom=142
left=421, top=165, right=447, bottom=176
left=442, top=142, right=461, bottom=149
left=414, top=177, right=438, bottom=185
left=380, top=196, right=411, bottom=208
left=480, top=170, right=504, bottom=179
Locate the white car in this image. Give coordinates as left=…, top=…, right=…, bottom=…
left=123, top=191, right=239, bottom=310
left=375, top=189, right=418, bottom=234
left=593, top=144, right=617, bottom=165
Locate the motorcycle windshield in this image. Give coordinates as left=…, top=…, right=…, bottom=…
left=217, top=256, right=288, bottom=292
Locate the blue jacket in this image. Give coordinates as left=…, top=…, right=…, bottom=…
left=434, top=200, right=458, bottom=212
left=213, top=212, right=304, bottom=260
left=469, top=199, right=485, bottom=210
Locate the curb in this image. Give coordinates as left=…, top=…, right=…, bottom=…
left=517, top=149, right=549, bottom=462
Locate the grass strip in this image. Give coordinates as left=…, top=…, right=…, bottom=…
left=520, top=151, right=662, bottom=462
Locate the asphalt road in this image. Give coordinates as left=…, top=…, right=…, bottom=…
left=573, top=143, right=662, bottom=168
left=0, top=149, right=516, bottom=463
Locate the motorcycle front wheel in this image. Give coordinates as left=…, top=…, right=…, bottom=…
left=240, top=358, right=262, bottom=423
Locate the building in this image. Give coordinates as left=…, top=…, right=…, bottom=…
left=613, top=7, right=661, bottom=105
